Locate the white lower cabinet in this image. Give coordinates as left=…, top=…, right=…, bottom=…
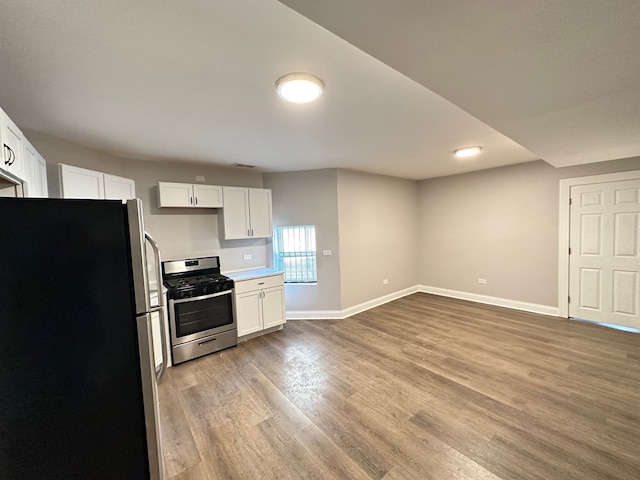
left=235, top=274, right=285, bottom=338
left=236, top=292, right=262, bottom=337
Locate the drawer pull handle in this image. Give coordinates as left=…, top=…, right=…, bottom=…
left=258, top=282, right=265, bottom=285
left=198, top=338, right=217, bottom=346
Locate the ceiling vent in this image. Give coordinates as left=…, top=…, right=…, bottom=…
left=231, top=163, right=256, bottom=168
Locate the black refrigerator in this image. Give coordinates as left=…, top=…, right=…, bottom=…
left=0, top=197, right=166, bottom=479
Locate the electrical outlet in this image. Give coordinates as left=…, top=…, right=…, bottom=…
left=322, top=250, right=332, bottom=256
left=243, top=254, right=252, bottom=260
left=383, top=279, right=389, bottom=285
left=478, top=278, right=487, bottom=284
left=195, top=175, right=205, bottom=182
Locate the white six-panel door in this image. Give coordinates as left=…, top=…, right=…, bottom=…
left=569, top=179, right=640, bottom=328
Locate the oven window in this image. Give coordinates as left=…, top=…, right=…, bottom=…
left=174, top=293, right=233, bottom=338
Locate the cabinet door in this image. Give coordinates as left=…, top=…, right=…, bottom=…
left=222, top=187, right=250, bottom=239
left=22, top=140, right=37, bottom=197
left=104, top=173, right=136, bottom=202
left=33, top=154, right=48, bottom=198
left=22, top=141, right=47, bottom=198
left=1, top=111, right=25, bottom=180
left=193, top=184, right=223, bottom=208
left=236, top=290, right=263, bottom=337
left=248, top=188, right=273, bottom=238
left=262, top=286, right=286, bottom=329
left=60, top=164, right=104, bottom=199
left=157, top=182, right=194, bottom=207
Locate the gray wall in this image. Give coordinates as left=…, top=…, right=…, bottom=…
left=264, top=168, right=419, bottom=313
left=418, top=157, right=640, bottom=307
left=27, top=130, right=640, bottom=314
left=28, top=131, right=268, bottom=271
left=263, top=169, right=341, bottom=312
left=337, top=169, right=419, bottom=309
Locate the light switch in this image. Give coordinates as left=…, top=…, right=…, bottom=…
left=322, top=250, right=332, bottom=256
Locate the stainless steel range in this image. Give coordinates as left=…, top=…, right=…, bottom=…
left=162, top=256, right=237, bottom=365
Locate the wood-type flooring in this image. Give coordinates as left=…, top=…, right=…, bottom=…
left=158, top=293, right=640, bottom=479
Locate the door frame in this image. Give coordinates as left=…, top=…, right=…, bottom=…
left=558, top=169, right=640, bottom=318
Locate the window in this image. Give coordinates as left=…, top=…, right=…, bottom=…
left=273, top=225, right=317, bottom=283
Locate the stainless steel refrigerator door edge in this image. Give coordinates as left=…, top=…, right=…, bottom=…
left=137, top=313, right=164, bottom=480
left=127, top=199, right=151, bottom=315
left=146, top=232, right=168, bottom=382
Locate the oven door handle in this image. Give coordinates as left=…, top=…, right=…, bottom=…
left=146, top=232, right=168, bottom=382
left=170, top=289, right=233, bottom=304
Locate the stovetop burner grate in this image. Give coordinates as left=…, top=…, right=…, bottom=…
left=165, top=274, right=229, bottom=290
left=162, top=256, right=234, bottom=299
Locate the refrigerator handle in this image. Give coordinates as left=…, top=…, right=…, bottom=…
left=146, top=232, right=168, bottom=382
left=127, top=199, right=151, bottom=314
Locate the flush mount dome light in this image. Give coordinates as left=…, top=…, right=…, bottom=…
left=275, top=72, right=324, bottom=104
left=454, top=146, right=483, bottom=158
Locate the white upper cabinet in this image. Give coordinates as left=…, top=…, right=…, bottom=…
left=221, top=187, right=250, bottom=238
left=221, top=187, right=272, bottom=239
left=33, top=154, right=48, bottom=198
left=193, top=184, right=223, bottom=208
left=104, top=173, right=136, bottom=201
left=60, top=164, right=135, bottom=201
left=1, top=107, right=26, bottom=181
left=157, top=182, right=192, bottom=207
left=0, top=105, right=48, bottom=196
left=157, top=182, right=223, bottom=208
left=60, top=164, right=104, bottom=199
left=248, top=188, right=273, bottom=238
left=22, top=139, right=48, bottom=198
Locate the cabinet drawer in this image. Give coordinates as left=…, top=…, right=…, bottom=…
left=234, top=274, right=284, bottom=294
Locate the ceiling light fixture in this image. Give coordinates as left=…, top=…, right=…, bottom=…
left=454, top=146, right=483, bottom=158
left=275, top=72, right=324, bottom=104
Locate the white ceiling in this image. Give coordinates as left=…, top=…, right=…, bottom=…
left=280, top=0, right=640, bottom=169
left=0, top=1, right=636, bottom=180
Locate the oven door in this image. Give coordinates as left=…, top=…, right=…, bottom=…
left=168, top=289, right=236, bottom=346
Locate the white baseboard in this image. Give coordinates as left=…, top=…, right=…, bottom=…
left=286, top=285, right=559, bottom=320
left=341, top=286, right=419, bottom=319
left=286, top=310, right=343, bottom=320
left=418, top=285, right=559, bottom=317
left=286, top=285, right=419, bottom=320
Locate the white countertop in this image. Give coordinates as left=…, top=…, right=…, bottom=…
left=224, top=268, right=284, bottom=281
